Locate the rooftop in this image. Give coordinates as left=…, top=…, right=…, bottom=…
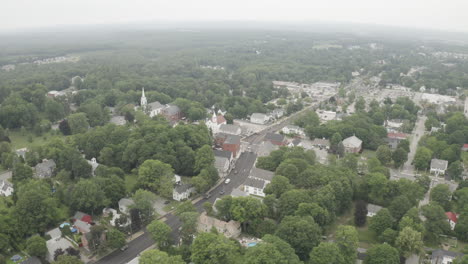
left=387, top=132, right=408, bottom=139
left=214, top=156, right=230, bottom=170
left=251, top=113, right=268, bottom=119
left=174, top=183, right=194, bottom=194
left=342, top=135, right=362, bottom=148
left=445, top=212, right=458, bottom=223
left=118, top=198, right=135, bottom=207
left=250, top=167, right=274, bottom=182
left=431, top=249, right=464, bottom=260
left=225, top=134, right=241, bottom=145
left=367, top=203, right=383, bottom=214
left=244, top=177, right=267, bottom=189
left=219, top=124, right=241, bottom=135
left=430, top=159, right=448, bottom=170
left=213, top=149, right=233, bottom=159
left=265, top=132, right=285, bottom=143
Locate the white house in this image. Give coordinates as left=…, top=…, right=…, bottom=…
left=367, top=204, right=383, bottom=217
left=87, top=157, right=100, bottom=176
left=118, top=198, right=135, bottom=214
left=430, top=159, right=448, bottom=176
left=219, top=124, right=242, bottom=136
left=214, top=156, right=230, bottom=178
left=431, top=249, right=464, bottom=264
left=282, top=125, right=305, bottom=136
left=250, top=113, right=269, bottom=124
left=45, top=228, right=74, bottom=263
left=445, top=212, right=458, bottom=231
left=0, top=180, right=13, bottom=196
left=243, top=168, right=274, bottom=197
left=139, top=87, right=165, bottom=117
left=342, top=135, right=362, bottom=153
left=173, top=183, right=195, bottom=201
left=316, top=110, right=337, bottom=123
left=206, top=111, right=227, bottom=134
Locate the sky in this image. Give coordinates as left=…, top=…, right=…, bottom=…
left=2, top=0, right=468, bottom=33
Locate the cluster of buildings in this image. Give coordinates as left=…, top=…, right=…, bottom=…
left=272, top=81, right=339, bottom=99
left=138, top=88, right=183, bottom=122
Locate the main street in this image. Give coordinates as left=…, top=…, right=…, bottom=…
left=94, top=152, right=257, bottom=264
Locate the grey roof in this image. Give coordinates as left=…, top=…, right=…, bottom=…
left=110, top=116, right=126, bottom=125
left=213, top=149, right=232, bottom=160
left=342, top=135, right=362, bottom=148
left=230, top=188, right=249, bottom=197
left=219, top=124, right=241, bottom=135
left=46, top=227, right=61, bottom=240
left=431, top=249, right=464, bottom=260
left=250, top=167, right=274, bottom=182
left=258, top=141, right=279, bottom=156
left=225, top=134, right=241, bottom=145
left=265, top=133, right=285, bottom=143
left=367, top=204, right=383, bottom=214
left=431, top=159, right=448, bottom=170
left=311, top=138, right=330, bottom=147
left=15, top=148, right=28, bottom=158
left=214, top=156, right=229, bottom=170
left=20, top=256, right=42, bottom=264
left=1, top=179, right=12, bottom=192
left=251, top=113, right=268, bottom=120
left=119, top=198, right=135, bottom=207
left=164, top=104, right=181, bottom=115
left=284, top=125, right=302, bottom=131
left=174, top=183, right=194, bottom=194
left=244, top=177, right=266, bottom=189
left=73, top=211, right=87, bottom=220
left=35, top=159, right=56, bottom=178
left=148, top=101, right=163, bottom=110
left=74, top=219, right=91, bottom=233
left=291, top=138, right=302, bottom=146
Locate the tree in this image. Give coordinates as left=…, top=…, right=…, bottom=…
left=455, top=213, right=468, bottom=242
left=330, top=132, right=342, bottom=153
left=45, top=99, right=65, bottom=122
left=59, top=119, right=71, bottom=135
left=275, top=215, right=321, bottom=261
left=295, top=203, right=330, bottom=227
left=421, top=203, right=451, bottom=242
left=261, top=235, right=302, bottom=264
left=376, top=145, right=392, bottom=166
left=397, top=139, right=410, bottom=152
left=388, top=195, right=412, bottom=221
left=448, top=161, right=463, bottom=180
left=392, top=148, right=408, bottom=168
left=179, top=212, right=199, bottom=245
left=68, top=113, right=89, bottom=134
left=309, top=242, right=344, bottom=264
left=244, top=242, right=288, bottom=264
left=355, top=200, right=368, bottom=227
left=191, top=232, right=241, bottom=264
left=380, top=228, right=398, bottom=245
left=26, top=235, right=47, bottom=258
left=138, top=160, right=174, bottom=198
left=264, top=175, right=293, bottom=198
left=369, top=208, right=393, bottom=235
left=147, top=220, right=172, bottom=250
left=364, top=243, right=400, bottom=264
left=106, top=229, right=126, bottom=249
left=413, top=147, right=432, bottom=170
left=52, top=255, right=83, bottom=264
left=335, top=225, right=359, bottom=264
left=70, top=179, right=108, bottom=214
left=355, top=96, right=366, bottom=112
left=132, top=189, right=157, bottom=222
left=12, top=162, right=33, bottom=183
left=139, top=249, right=184, bottom=264
left=395, top=227, right=423, bottom=257
left=14, top=180, right=59, bottom=235
left=175, top=200, right=196, bottom=216
left=430, top=184, right=452, bottom=211
left=194, top=145, right=215, bottom=174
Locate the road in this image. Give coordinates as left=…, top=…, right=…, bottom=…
left=95, top=152, right=257, bottom=264
left=402, top=115, right=427, bottom=174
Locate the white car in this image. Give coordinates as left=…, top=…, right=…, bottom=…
left=225, top=178, right=231, bottom=184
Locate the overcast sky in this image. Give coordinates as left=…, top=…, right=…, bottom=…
left=2, top=0, right=467, bottom=33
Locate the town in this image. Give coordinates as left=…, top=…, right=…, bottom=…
left=1, top=17, right=468, bottom=264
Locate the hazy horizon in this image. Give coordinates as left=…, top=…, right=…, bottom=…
left=2, top=0, right=468, bottom=34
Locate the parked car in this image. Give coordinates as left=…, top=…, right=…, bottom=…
left=225, top=178, right=231, bottom=184
left=120, top=245, right=128, bottom=251
left=219, top=190, right=225, bottom=195
left=204, top=193, right=211, bottom=199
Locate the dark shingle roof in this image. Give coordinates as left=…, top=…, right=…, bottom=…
left=225, top=134, right=241, bottom=145
left=431, top=249, right=464, bottom=259
left=244, top=177, right=266, bottom=189
left=174, top=183, right=194, bottom=194
left=250, top=167, right=274, bottom=181
left=265, top=133, right=284, bottom=143
left=213, top=149, right=232, bottom=159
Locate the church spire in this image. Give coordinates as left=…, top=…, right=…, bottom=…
left=140, top=87, right=147, bottom=109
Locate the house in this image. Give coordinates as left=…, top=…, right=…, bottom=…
left=109, top=116, right=126, bottom=126
left=87, top=158, right=100, bottom=176
left=430, top=159, right=449, bottom=176
left=45, top=229, right=73, bottom=262
left=20, top=257, right=42, bottom=264
left=197, top=212, right=241, bottom=238
left=356, top=248, right=367, bottom=264
left=161, top=104, right=183, bottom=121
left=257, top=141, right=279, bottom=157
left=311, top=138, right=330, bottom=149
left=73, top=211, right=92, bottom=224
left=385, top=119, right=404, bottom=130
left=206, top=111, right=227, bottom=134
left=462, top=144, right=468, bottom=151
left=250, top=113, right=269, bottom=124
left=230, top=188, right=249, bottom=197
left=217, top=134, right=241, bottom=157
left=103, top=208, right=120, bottom=226
left=431, top=249, right=464, bottom=264
left=387, top=132, right=408, bottom=149
left=342, top=136, right=362, bottom=153
left=15, top=148, right=28, bottom=159
left=173, top=183, right=195, bottom=201
left=446, top=212, right=458, bottom=230
left=243, top=168, right=274, bottom=197
left=147, top=101, right=165, bottom=118
left=74, top=219, right=91, bottom=234
left=282, top=125, right=305, bottom=136
left=118, top=198, right=135, bottom=214
left=214, top=149, right=233, bottom=162
left=0, top=180, right=13, bottom=196
left=219, top=124, right=242, bottom=136
left=214, top=156, right=230, bottom=178
left=264, top=133, right=286, bottom=146
left=270, top=108, right=284, bottom=119
left=366, top=204, right=383, bottom=217
left=34, top=159, right=56, bottom=178
left=316, top=110, right=337, bottom=123
left=288, top=138, right=302, bottom=147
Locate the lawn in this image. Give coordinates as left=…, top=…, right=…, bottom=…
left=8, top=130, right=64, bottom=149
left=361, top=150, right=376, bottom=159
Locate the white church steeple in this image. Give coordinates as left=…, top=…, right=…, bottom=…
left=140, top=87, right=147, bottom=109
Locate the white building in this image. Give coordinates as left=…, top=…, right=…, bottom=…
left=316, top=110, right=337, bottom=123
left=173, top=183, right=195, bottom=201
left=250, top=113, right=270, bottom=124
left=431, top=249, right=464, bottom=264
left=282, top=125, right=305, bottom=136
left=430, top=159, right=449, bottom=176
left=0, top=180, right=13, bottom=196
left=243, top=168, right=274, bottom=197
left=118, top=198, right=135, bottom=214
left=367, top=204, right=383, bottom=217
left=421, top=93, right=456, bottom=104
left=219, top=124, right=242, bottom=136
left=342, top=135, right=363, bottom=153
left=206, top=111, right=227, bottom=134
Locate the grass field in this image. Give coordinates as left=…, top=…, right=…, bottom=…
left=8, top=130, right=64, bottom=149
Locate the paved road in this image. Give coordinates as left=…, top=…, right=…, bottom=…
left=402, top=115, right=426, bottom=174
left=95, top=152, right=257, bottom=264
